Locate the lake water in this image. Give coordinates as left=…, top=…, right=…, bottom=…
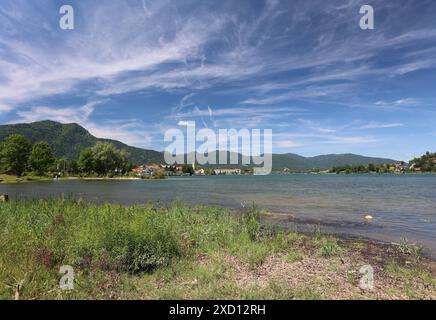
left=1, top=174, right=435, bottom=257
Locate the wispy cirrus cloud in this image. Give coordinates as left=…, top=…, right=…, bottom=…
left=15, top=102, right=98, bottom=124
left=274, top=140, right=302, bottom=148
left=1, top=0, right=436, bottom=159
left=12, top=101, right=155, bottom=148
left=359, top=122, right=404, bottom=129
left=375, top=98, right=419, bottom=108
left=2, top=0, right=436, bottom=111
left=170, top=106, right=302, bottom=119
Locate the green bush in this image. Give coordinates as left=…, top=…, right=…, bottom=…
left=317, top=237, right=341, bottom=258
left=240, top=206, right=261, bottom=241
left=0, top=200, right=181, bottom=276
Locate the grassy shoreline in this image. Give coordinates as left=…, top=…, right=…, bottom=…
left=0, top=174, right=157, bottom=184
left=2, top=172, right=436, bottom=184
left=0, top=199, right=434, bottom=300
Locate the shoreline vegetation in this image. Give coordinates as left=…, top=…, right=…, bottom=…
left=0, top=174, right=159, bottom=184
left=1, top=134, right=436, bottom=184
left=2, top=171, right=436, bottom=184
left=0, top=199, right=434, bottom=300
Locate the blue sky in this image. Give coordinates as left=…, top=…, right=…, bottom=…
left=0, top=0, right=436, bottom=160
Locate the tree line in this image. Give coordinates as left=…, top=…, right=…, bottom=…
left=409, top=152, right=436, bottom=172
left=329, top=163, right=402, bottom=174
left=0, top=134, right=132, bottom=177
left=330, top=152, right=436, bottom=174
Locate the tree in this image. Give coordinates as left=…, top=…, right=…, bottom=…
left=91, top=142, right=129, bottom=175
left=0, top=134, right=32, bottom=176
left=28, top=141, right=55, bottom=175
left=78, top=142, right=130, bottom=175
left=152, top=167, right=166, bottom=179
left=69, top=159, right=79, bottom=175
left=57, top=158, right=79, bottom=175
left=182, top=164, right=194, bottom=175
left=78, top=148, right=95, bottom=174
left=410, top=151, right=436, bottom=172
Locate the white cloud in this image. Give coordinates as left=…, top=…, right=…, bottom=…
left=0, top=1, right=229, bottom=108
left=2, top=1, right=436, bottom=114
left=86, top=122, right=153, bottom=148
left=177, top=120, right=194, bottom=127
left=314, top=127, right=337, bottom=133
left=171, top=106, right=301, bottom=119
left=12, top=101, right=154, bottom=148
left=177, top=93, right=197, bottom=111
left=360, top=122, right=404, bottom=129
left=15, top=102, right=98, bottom=124
left=375, top=98, right=419, bottom=107
left=322, top=136, right=380, bottom=144
left=274, top=140, right=302, bottom=148
left=0, top=103, right=12, bottom=114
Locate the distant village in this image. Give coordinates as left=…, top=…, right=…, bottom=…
left=131, top=163, right=247, bottom=178
left=129, top=159, right=436, bottom=178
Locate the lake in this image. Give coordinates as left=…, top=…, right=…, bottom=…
left=1, top=174, right=435, bottom=257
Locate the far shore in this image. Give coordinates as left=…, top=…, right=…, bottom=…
left=60, top=176, right=142, bottom=181
left=0, top=174, right=159, bottom=184
left=2, top=171, right=436, bottom=184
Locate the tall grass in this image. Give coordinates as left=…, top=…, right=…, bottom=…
left=0, top=198, right=257, bottom=299
left=0, top=199, right=432, bottom=300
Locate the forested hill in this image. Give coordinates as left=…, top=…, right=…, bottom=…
left=0, top=120, right=163, bottom=165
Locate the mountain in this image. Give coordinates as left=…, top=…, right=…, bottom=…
left=0, top=120, right=163, bottom=164
left=0, top=120, right=396, bottom=169
left=272, top=153, right=397, bottom=171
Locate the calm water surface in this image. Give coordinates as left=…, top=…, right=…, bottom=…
left=1, top=174, right=435, bottom=257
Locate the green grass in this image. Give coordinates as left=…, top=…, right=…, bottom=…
left=0, top=199, right=434, bottom=300
left=283, top=250, right=305, bottom=263
left=0, top=199, right=302, bottom=299
left=398, top=238, right=424, bottom=260
left=241, top=281, right=324, bottom=300
left=384, top=262, right=436, bottom=286
left=0, top=174, right=53, bottom=184
left=313, top=236, right=342, bottom=258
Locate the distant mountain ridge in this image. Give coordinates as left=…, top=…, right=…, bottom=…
left=271, top=153, right=397, bottom=171
left=0, top=120, right=396, bottom=170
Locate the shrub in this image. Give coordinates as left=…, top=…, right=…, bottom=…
left=398, top=238, right=424, bottom=260
left=317, top=237, right=341, bottom=258
left=240, top=206, right=261, bottom=241
left=112, top=223, right=179, bottom=273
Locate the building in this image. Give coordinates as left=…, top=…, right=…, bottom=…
left=194, top=168, right=205, bottom=175
left=131, top=164, right=160, bottom=176
left=213, top=168, right=241, bottom=175
left=394, top=161, right=409, bottom=173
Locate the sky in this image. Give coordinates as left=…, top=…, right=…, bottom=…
left=0, top=0, right=436, bottom=161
